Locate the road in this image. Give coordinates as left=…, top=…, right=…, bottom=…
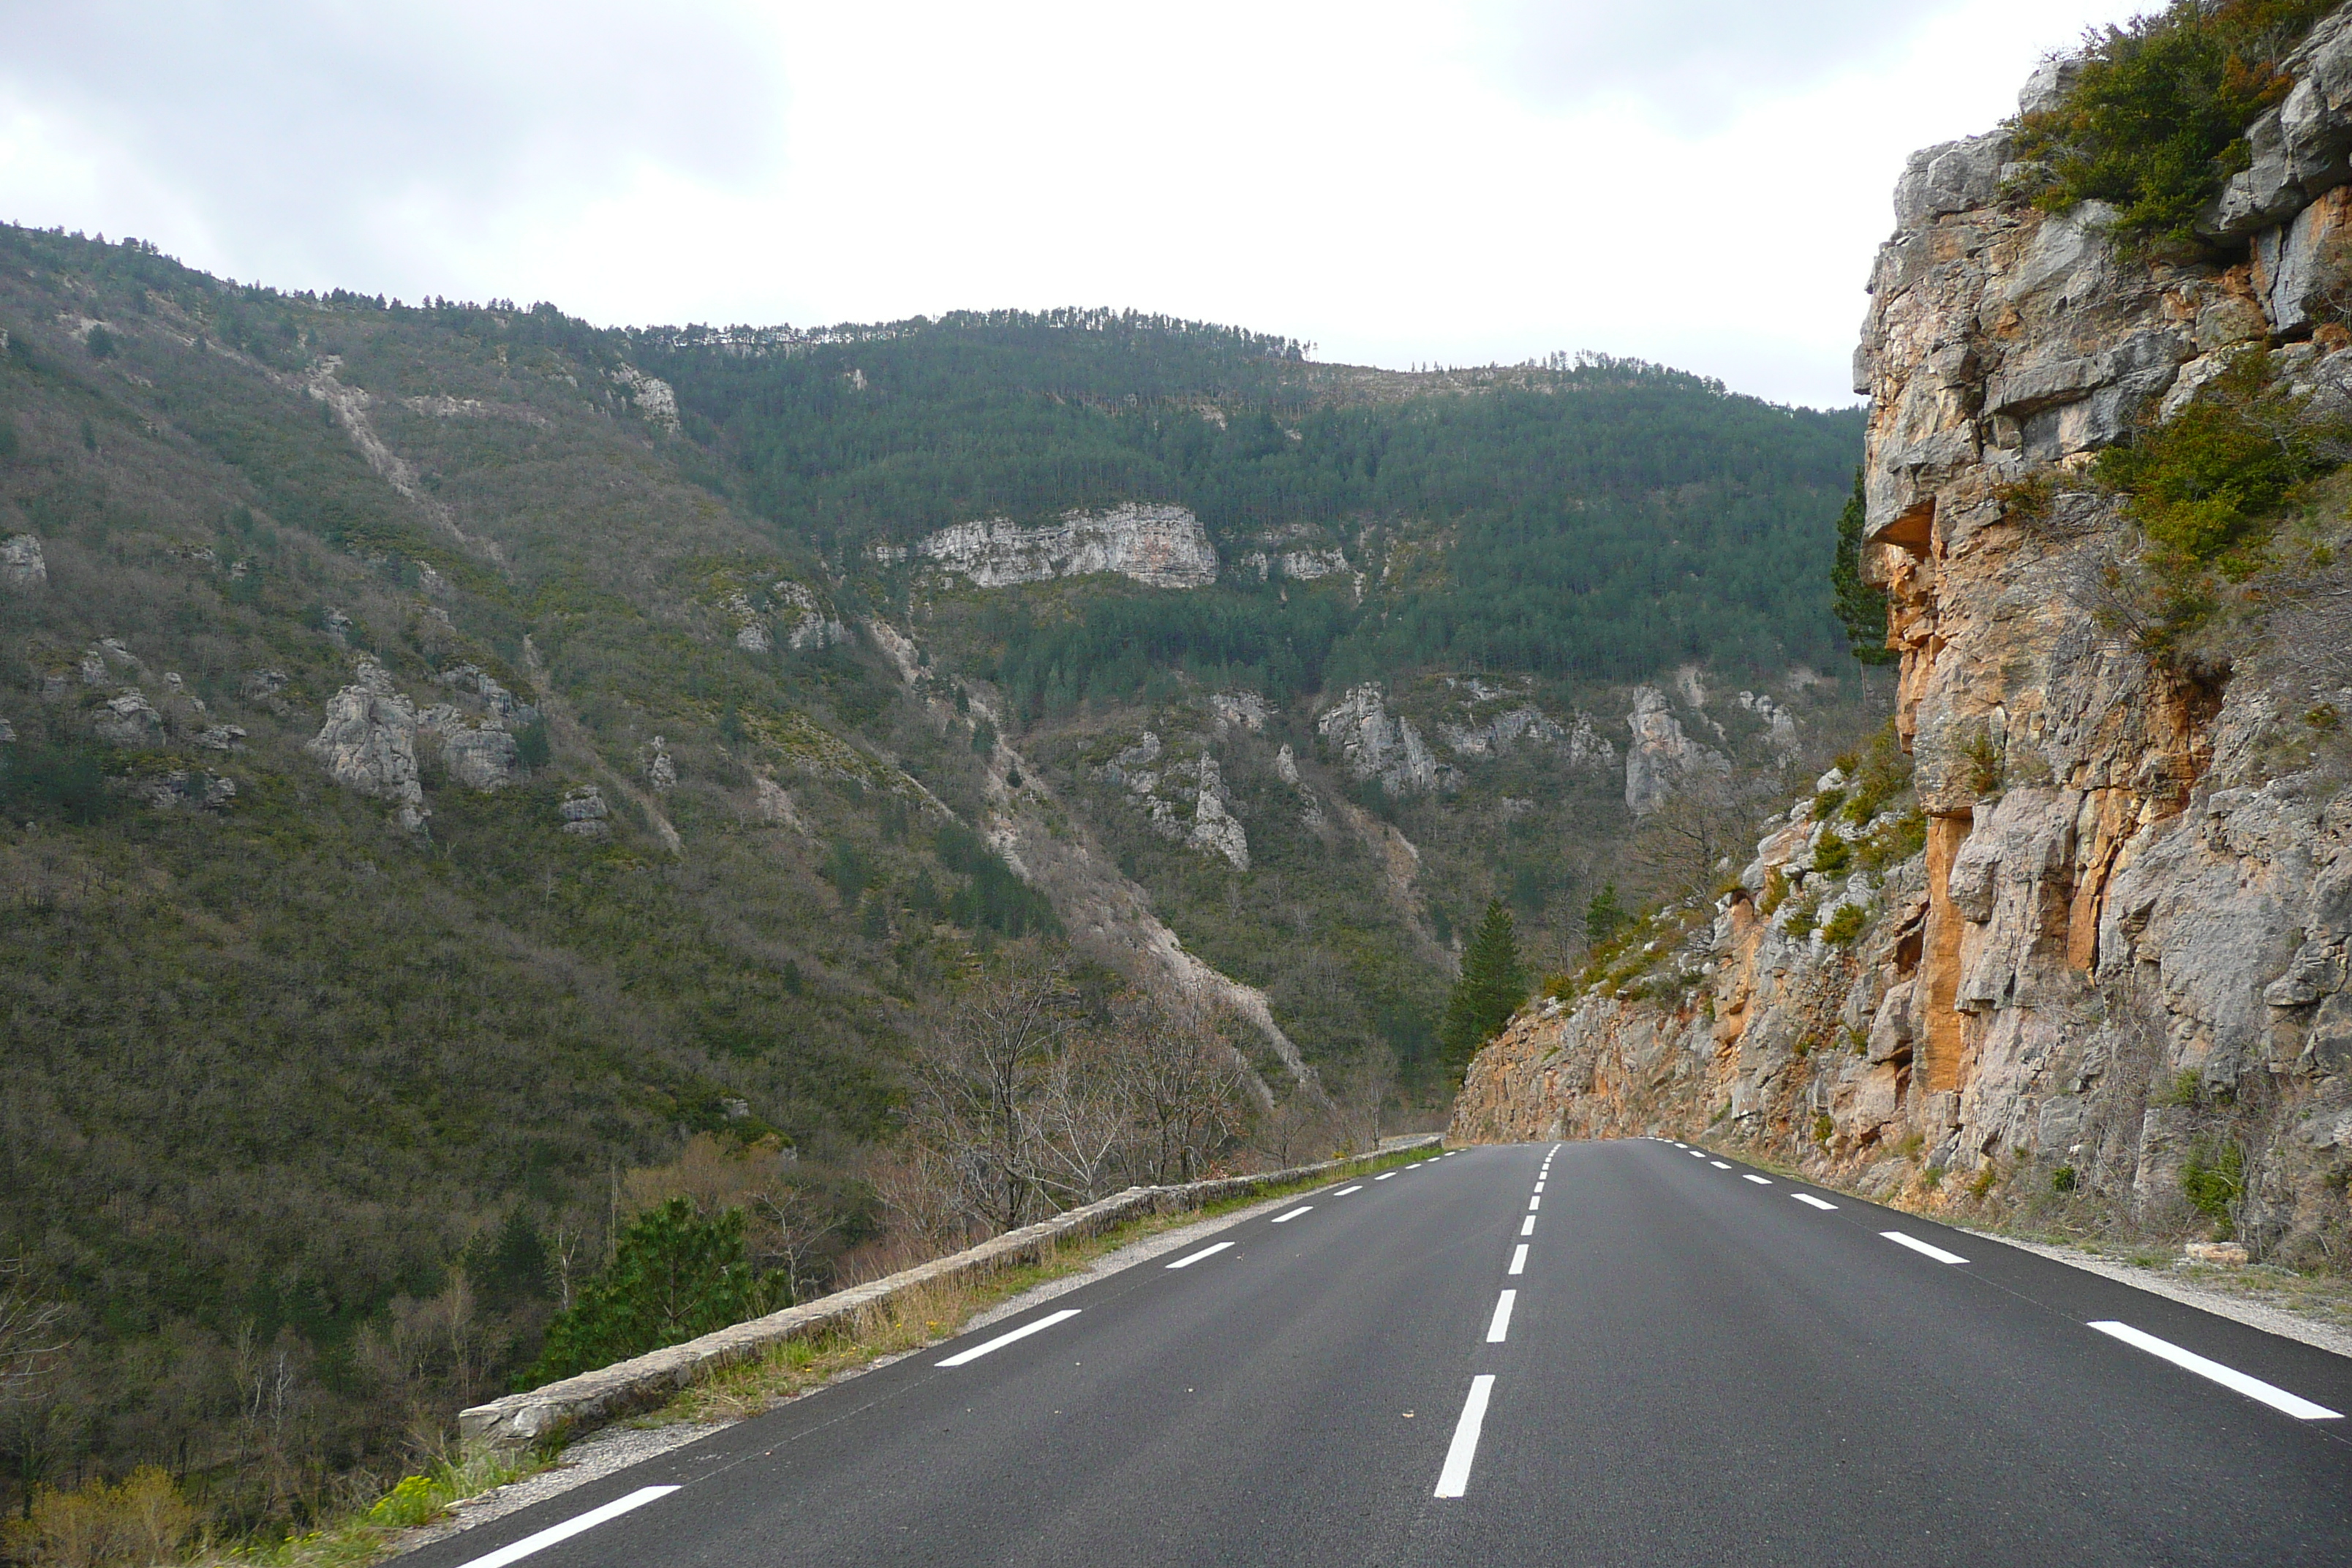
left=402, top=1141, right=2352, bottom=1567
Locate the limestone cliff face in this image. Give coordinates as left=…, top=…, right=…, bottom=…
left=896, top=502, right=1219, bottom=589
left=1454, top=18, right=2352, bottom=1265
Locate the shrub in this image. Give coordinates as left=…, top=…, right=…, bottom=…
left=1820, top=902, right=1869, bottom=947
left=2012, top=1, right=2337, bottom=250
left=2181, top=1139, right=2246, bottom=1226
left=1812, top=830, right=1852, bottom=878
left=1858, top=810, right=1928, bottom=872
left=85, top=323, right=117, bottom=359
left=529, top=1197, right=773, bottom=1384
left=2, top=1466, right=192, bottom=1566
left=2051, top=1164, right=2079, bottom=1193
left=2095, top=351, right=2342, bottom=577
left=1812, top=1112, right=1834, bottom=1144
left=1960, top=728, right=2006, bottom=798
left=1968, top=1164, right=1999, bottom=1199
left=1758, top=866, right=1789, bottom=916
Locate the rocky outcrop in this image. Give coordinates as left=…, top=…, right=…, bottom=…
left=91, top=690, right=162, bottom=747
left=1, top=532, right=45, bottom=589
left=559, top=785, right=611, bottom=837
left=1624, top=687, right=1728, bottom=816
left=888, top=503, right=1219, bottom=589
left=1316, top=684, right=1460, bottom=795
left=306, top=660, right=428, bottom=832
left=1456, top=19, right=2352, bottom=1265
left=612, top=363, right=680, bottom=432
left=1187, top=753, right=1248, bottom=870
left=1436, top=683, right=1616, bottom=769
left=723, top=580, right=848, bottom=653
left=1097, top=731, right=1249, bottom=868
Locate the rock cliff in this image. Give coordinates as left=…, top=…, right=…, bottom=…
left=1454, top=18, right=2352, bottom=1267
left=892, top=502, right=1219, bottom=589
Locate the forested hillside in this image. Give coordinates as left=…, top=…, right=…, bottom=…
left=0, top=225, right=1869, bottom=1539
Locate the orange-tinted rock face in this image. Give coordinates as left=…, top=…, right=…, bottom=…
left=1455, top=9, right=2352, bottom=1259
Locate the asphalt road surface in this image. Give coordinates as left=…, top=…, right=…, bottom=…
left=401, top=1141, right=2352, bottom=1567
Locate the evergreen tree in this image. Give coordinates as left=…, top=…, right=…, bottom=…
left=1584, top=882, right=1631, bottom=949
left=1440, top=900, right=1529, bottom=1082
left=1831, top=467, right=1898, bottom=665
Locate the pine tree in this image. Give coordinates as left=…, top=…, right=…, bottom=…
left=1831, top=467, right=1899, bottom=665
left=1440, top=899, right=1529, bottom=1082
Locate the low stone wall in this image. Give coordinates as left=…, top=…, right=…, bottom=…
left=459, top=1135, right=1442, bottom=1446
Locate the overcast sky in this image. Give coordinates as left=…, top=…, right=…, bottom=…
left=0, top=0, right=2144, bottom=407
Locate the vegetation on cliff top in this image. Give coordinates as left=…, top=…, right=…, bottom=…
left=2013, top=0, right=2337, bottom=248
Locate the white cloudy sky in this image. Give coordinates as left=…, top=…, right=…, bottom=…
left=0, top=0, right=2143, bottom=407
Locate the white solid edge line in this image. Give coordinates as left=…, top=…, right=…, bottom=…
left=2088, top=1320, right=2343, bottom=1420
left=1743, top=1174, right=1773, bottom=1186
left=1165, top=1241, right=1234, bottom=1270
left=1793, top=1193, right=1839, bottom=1210
left=1509, top=1244, right=1529, bottom=1275
left=937, top=1308, right=1082, bottom=1367
left=1520, top=1215, right=1536, bottom=1236
left=1434, top=1375, right=1496, bottom=1499
left=1486, top=1289, right=1517, bottom=1343
left=1527, top=1194, right=1540, bottom=1210
left=451, top=1486, right=679, bottom=1568
left=1880, top=1230, right=1969, bottom=1266
left=1271, top=1205, right=1313, bottom=1224
left=1335, top=1185, right=1364, bottom=1196
left=1375, top=1172, right=1397, bottom=1180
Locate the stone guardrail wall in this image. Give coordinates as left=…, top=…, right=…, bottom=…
left=459, top=1134, right=1444, bottom=1446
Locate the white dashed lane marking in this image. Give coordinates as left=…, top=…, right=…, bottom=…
left=1433, top=1375, right=1496, bottom=1499
left=1793, top=1194, right=1839, bottom=1211
left=1880, top=1231, right=1967, bottom=1266
left=2088, top=1320, right=2343, bottom=1420
left=938, top=1308, right=1083, bottom=1368
left=1742, top=1175, right=1772, bottom=1186
left=450, top=1487, right=679, bottom=1568
left=1486, top=1290, right=1517, bottom=1343
left=1164, top=1242, right=1232, bottom=1270
left=1271, top=1206, right=1312, bottom=1225
left=1509, top=1244, right=1529, bottom=1276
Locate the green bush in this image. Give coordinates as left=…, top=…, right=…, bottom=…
left=2181, top=1139, right=2246, bottom=1224
left=1820, top=902, right=1869, bottom=947
left=2051, top=1164, right=2079, bottom=1193
left=2013, top=0, right=2336, bottom=249
left=2096, top=353, right=2341, bottom=576
left=1812, top=830, right=1852, bottom=878
left=529, top=1198, right=773, bottom=1384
